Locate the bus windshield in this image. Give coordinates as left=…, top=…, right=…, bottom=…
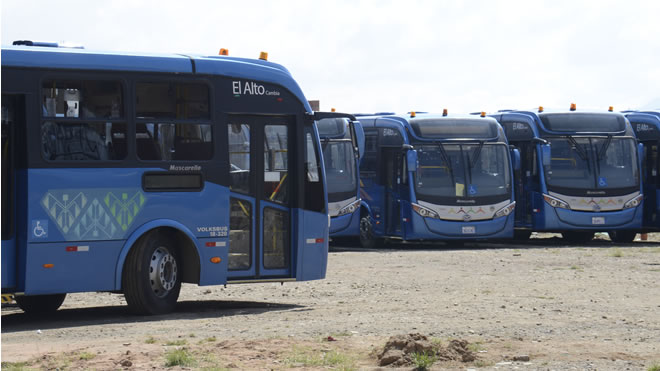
left=322, top=140, right=357, bottom=201
left=415, top=143, right=511, bottom=202
left=545, top=137, right=639, bottom=191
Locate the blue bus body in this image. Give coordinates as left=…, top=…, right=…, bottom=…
left=1, top=44, right=332, bottom=314
left=317, top=118, right=365, bottom=238
left=357, top=113, right=516, bottom=246
left=625, top=110, right=660, bottom=231
left=490, top=109, right=643, bottom=242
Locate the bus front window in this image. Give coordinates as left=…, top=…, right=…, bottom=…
left=322, top=140, right=357, bottom=202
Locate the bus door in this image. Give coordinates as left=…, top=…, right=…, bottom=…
left=227, top=115, right=292, bottom=279
left=2, top=94, right=23, bottom=290
left=642, top=140, right=659, bottom=226
left=383, top=148, right=404, bottom=236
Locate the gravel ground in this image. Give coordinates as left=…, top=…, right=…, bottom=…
left=2, top=233, right=660, bottom=370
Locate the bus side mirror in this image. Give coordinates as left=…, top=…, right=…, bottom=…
left=406, top=149, right=418, bottom=171
left=510, top=148, right=521, bottom=171
left=541, top=144, right=551, bottom=167
left=351, top=120, right=365, bottom=161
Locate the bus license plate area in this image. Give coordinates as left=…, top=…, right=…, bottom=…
left=462, top=226, right=476, bottom=234
left=591, top=217, right=605, bottom=225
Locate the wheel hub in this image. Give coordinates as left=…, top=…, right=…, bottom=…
left=149, top=247, right=178, bottom=298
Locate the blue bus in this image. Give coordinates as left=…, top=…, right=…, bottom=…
left=357, top=112, right=517, bottom=248
left=317, top=117, right=365, bottom=241
left=624, top=110, right=660, bottom=232
left=490, top=106, right=643, bottom=243
left=1, top=42, right=341, bottom=314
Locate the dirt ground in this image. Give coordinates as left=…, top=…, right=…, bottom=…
left=2, top=233, right=660, bottom=370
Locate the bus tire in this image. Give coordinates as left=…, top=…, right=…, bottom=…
left=561, top=231, right=594, bottom=244
left=608, top=231, right=637, bottom=243
left=359, top=215, right=382, bottom=249
left=122, top=232, right=181, bottom=315
left=15, top=293, right=66, bottom=314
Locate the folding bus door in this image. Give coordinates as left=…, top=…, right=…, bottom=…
left=227, top=116, right=292, bottom=279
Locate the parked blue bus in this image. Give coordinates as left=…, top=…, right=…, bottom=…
left=1, top=42, right=342, bottom=314
left=356, top=112, right=517, bottom=248
left=624, top=110, right=660, bottom=232
left=490, top=106, right=643, bottom=243
left=317, top=117, right=365, bottom=240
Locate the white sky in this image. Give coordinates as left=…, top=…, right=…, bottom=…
left=2, top=0, right=660, bottom=114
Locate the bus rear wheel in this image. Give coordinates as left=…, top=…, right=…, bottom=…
left=561, top=231, right=595, bottom=244
left=123, top=232, right=181, bottom=315
left=608, top=231, right=637, bottom=243
left=514, top=230, right=532, bottom=240
left=15, top=293, right=66, bottom=314
left=359, top=215, right=382, bottom=249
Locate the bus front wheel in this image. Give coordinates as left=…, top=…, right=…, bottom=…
left=608, top=231, right=637, bottom=243
left=15, top=294, right=66, bottom=314
left=123, top=232, right=181, bottom=315
left=561, top=231, right=594, bottom=244
left=359, top=215, right=382, bottom=249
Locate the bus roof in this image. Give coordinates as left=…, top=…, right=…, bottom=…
left=1, top=45, right=309, bottom=110
left=357, top=112, right=504, bottom=142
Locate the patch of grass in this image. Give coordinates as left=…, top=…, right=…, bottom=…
left=285, top=347, right=355, bottom=370
left=165, top=339, right=187, bottom=346
left=473, top=359, right=495, bottom=367
left=164, top=348, right=196, bottom=367
left=570, top=265, right=583, bottom=271
left=188, top=333, right=196, bottom=338
left=467, top=341, right=485, bottom=353
left=145, top=336, right=157, bottom=344
left=648, top=363, right=660, bottom=371
left=78, top=351, right=96, bottom=360
left=411, top=351, right=436, bottom=371
left=198, top=336, right=217, bottom=344
left=610, top=249, right=624, bottom=258
left=1, top=361, right=30, bottom=371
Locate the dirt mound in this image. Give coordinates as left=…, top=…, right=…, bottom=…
left=377, top=333, right=476, bottom=367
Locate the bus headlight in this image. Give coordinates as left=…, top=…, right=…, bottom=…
left=336, top=199, right=361, bottom=217
left=412, top=203, right=441, bottom=219
left=543, top=194, right=570, bottom=209
left=623, top=194, right=643, bottom=209
left=495, top=202, right=516, bottom=218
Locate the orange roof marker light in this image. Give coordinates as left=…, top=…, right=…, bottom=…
left=219, top=48, right=229, bottom=56
left=608, top=106, right=614, bottom=112
left=442, top=108, right=448, bottom=116
left=538, top=106, right=544, bottom=113
left=410, top=111, right=416, bottom=118
left=331, top=108, right=336, bottom=112
left=259, top=51, right=268, bottom=61
left=480, top=111, right=486, bottom=117
left=570, top=103, right=577, bottom=111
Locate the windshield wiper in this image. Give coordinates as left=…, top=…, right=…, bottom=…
left=567, top=135, right=588, bottom=161
left=436, top=143, right=456, bottom=186
left=470, top=141, right=485, bottom=168
left=597, top=135, right=612, bottom=160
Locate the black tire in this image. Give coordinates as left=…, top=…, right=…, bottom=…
left=122, top=232, right=181, bottom=315
left=359, top=215, right=383, bottom=249
left=15, top=293, right=66, bottom=314
left=514, top=230, right=532, bottom=240
left=561, top=231, right=595, bottom=244
left=608, top=231, right=637, bottom=243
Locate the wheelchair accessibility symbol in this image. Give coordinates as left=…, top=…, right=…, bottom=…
left=32, top=220, right=48, bottom=238
left=598, top=177, right=608, bottom=187
left=468, top=185, right=478, bottom=196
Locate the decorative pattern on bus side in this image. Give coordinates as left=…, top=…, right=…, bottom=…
left=41, top=189, right=146, bottom=240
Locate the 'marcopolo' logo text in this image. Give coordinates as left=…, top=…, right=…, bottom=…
left=232, top=81, right=281, bottom=96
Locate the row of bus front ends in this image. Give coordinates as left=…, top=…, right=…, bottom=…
left=320, top=108, right=660, bottom=246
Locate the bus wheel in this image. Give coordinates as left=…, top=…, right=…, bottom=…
left=561, top=231, right=595, bottom=244
left=514, top=230, right=532, bottom=240
left=123, top=232, right=181, bottom=315
left=608, top=231, right=637, bottom=243
left=15, top=294, right=66, bottom=314
left=359, top=215, right=382, bottom=249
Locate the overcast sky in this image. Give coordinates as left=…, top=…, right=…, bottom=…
left=2, top=0, right=659, bottom=114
